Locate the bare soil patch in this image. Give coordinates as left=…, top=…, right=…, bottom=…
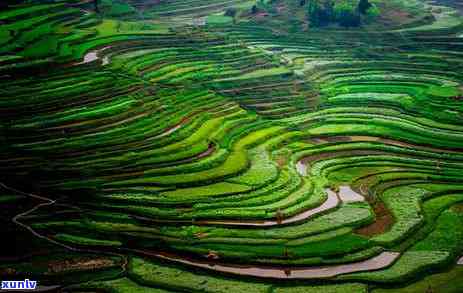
left=355, top=200, right=393, bottom=237
left=46, top=257, right=115, bottom=274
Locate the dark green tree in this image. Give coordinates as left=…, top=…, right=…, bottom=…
left=358, top=0, right=372, bottom=14
left=251, top=4, right=258, bottom=14
left=338, top=8, right=360, bottom=27
left=307, top=0, right=321, bottom=26
left=323, top=0, right=334, bottom=22
left=224, top=8, right=237, bottom=17
left=94, top=0, right=100, bottom=13
left=307, top=0, right=334, bottom=27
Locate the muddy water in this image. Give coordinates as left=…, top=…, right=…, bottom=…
left=137, top=249, right=400, bottom=279
left=295, top=160, right=307, bottom=176
left=77, top=46, right=112, bottom=65
left=80, top=52, right=98, bottom=64
left=338, top=186, right=365, bottom=202
left=200, top=189, right=339, bottom=227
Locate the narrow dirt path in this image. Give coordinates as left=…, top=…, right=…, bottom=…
left=0, top=182, right=129, bottom=278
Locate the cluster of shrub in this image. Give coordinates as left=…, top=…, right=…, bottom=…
left=304, top=0, right=379, bottom=27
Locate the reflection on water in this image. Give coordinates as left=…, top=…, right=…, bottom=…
left=338, top=186, right=365, bottom=202
left=151, top=250, right=400, bottom=279
left=81, top=52, right=97, bottom=64
left=295, top=160, right=307, bottom=176
left=202, top=188, right=339, bottom=227
left=77, top=46, right=111, bottom=65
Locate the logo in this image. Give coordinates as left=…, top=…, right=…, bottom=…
left=1, top=279, right=37, bottom=290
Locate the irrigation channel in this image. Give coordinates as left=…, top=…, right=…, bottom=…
left=133, top=161, right=368, bottom=227
left=4, top=160, right=403, bottom=280
left=133, top=249, right=400, bottom=279
left=1, top=182, right=129, bottom=279
left=127, top=161, right=402, bottom=278
left=2, top=1, right=463, bottom=288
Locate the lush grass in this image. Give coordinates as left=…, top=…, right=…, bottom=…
left=2, top=0, right=463, bottom=291
left=274, top=283, right=368, bottom=293
left=373, top=266, right=463, bottom=293
left=129, top=257, right=271, bottom=293
left=54, top=234, right=122, bottom=247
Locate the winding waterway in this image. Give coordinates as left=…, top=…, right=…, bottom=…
left=134, top=249, right=400, bottom=279
left=197, top=188, right=340, bottom=227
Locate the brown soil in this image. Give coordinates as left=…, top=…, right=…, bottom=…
left=322, top=136, right=352, bottom=142
left=275, top=155, right=288, bottom=167
left=384, top=10, right=412, bottom=24
left=376, top=3, right=414, bottom=27
left=355, top=201, right=394, bottom=237
left=306, top=137, right=328, bottom=144
left=303, top=149, right=388, bottom=164
left=452, top=203, right=463, bottom=213
left=46, top=257, right=115, bottom=274
left=194, top=232, right=209, bottom=239
left=0, top=268, right=16, bottom=276
left=255, top=12, right=270, bottom=19
left=309, top=135, right=463, bottom=153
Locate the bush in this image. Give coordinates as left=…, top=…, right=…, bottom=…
left=102, top=0, right=135, bottom=17
left=334, top=0, right=361, bottom=27
left=307, top=0, right=376, bottom=27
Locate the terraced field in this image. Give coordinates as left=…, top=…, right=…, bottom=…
left=1, top=0, right=463, bottom=292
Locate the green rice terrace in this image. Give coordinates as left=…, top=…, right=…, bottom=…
left=1, top=0, right=463, bottom=292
